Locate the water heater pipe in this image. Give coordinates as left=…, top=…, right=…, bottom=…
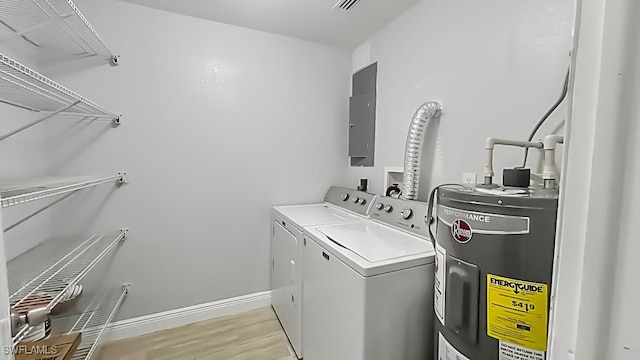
left=483, top=138, right=543, bottom=186
left=542, top=134, right=564, bottom=188
left=400, top=101, right=442, bottom=200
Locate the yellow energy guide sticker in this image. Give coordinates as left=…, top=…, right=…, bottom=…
left=487, top=274, right=548, bottom=351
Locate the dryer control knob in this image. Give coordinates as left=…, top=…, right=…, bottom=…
left=384, top=205, right=393, bottom=213
left=375, top=202, right=384, bottom=210
left=353, top=197, right=360, bottom=203
left=341, top=194, right=349, bottom=201
left=400, top=208, right=413, bottom=219
left=358, top=198, right=366, bottom=205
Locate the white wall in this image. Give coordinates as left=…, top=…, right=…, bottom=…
left=348, top=0, right=574, bottom=197
left=40, top=0, right=351, bottom=320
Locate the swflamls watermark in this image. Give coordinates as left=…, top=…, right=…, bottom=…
left=3, top=345, right=59, bottom=355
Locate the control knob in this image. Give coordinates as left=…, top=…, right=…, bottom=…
left=400, top=208, right=413, bottom=219
left=375, top=203, right=384, bottom=210
left=384, top=205, right=393, bottom=213
left=341, top=194, right=349, bottom=201
left=358, top=198, right=366, bottom=205
left=353, top=197, right=360, bottom=203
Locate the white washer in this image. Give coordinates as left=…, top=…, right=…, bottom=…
left=302, top=196, right=435, bottom=360
left=271, top=186, right=376, bottom=358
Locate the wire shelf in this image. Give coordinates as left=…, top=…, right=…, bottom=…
left=0, top=174, right=123, bottom=208
left=0, top=0, right=116, bottom=60
left=0, top=53, right=118, bottom=119
left=8, top=231, right=127, bottom=346
left=51, top=284, right=129, bottom=360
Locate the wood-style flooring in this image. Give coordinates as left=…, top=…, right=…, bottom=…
left=97, top=307, right=296, bottom=360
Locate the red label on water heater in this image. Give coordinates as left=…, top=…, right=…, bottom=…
left=452, top=219, right=472, bottom=243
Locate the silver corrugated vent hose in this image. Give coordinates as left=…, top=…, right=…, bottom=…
left=400, top=101, right=442, bottom=200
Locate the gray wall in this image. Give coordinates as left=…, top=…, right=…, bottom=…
left=347, top=0, right=574, bottom=197
left=41, top=0, right=351, bottom=320
left=0, top=33, right=54, bottom=261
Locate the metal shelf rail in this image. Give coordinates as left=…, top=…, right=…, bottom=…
left=0, top=174, right=124, bottom=208
left=0, top=0, right=117, bottom=62
left=8, top=230, right=128, bottom=345
left=0, top=53, right=120, bottom=141
left=53, top=284, right=130, bottom=360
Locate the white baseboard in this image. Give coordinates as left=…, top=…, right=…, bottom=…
left=104, top=290, right=272, bottom=342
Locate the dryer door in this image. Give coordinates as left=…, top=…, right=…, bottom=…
left=270, top=220, right=302, bottom=356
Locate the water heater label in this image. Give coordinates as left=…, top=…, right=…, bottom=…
left=438, top=205, right=530, bottom=235
left=438, top=333, right=470, bottom=360
left=499, top=341, right=544, bottom=360
left=487, top=274, right=549, bottom=351
left=434, top=242, right=446, bottom=325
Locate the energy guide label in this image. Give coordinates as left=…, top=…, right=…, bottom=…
left=487, top=274, right=549, bottom=351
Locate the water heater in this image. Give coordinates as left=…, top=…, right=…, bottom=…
left=433, top=186, right=558, bottom=360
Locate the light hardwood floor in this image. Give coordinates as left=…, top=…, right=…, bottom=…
left=98, top=307, right=296, bottom=360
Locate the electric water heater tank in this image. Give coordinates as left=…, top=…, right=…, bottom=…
left=433, top=186, right=558, bottom=360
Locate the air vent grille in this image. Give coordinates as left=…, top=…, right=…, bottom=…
left=333, top=0, right=363, bottom=11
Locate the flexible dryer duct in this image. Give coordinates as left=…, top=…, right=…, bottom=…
left=401, top=101, right=442, bottom=200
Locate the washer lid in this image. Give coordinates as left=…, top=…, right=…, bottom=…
left=307, top=221, right=434, bottom=277
left=273, top=204, right=364, bottom=228
left=317, top=222, right=431, bottom=262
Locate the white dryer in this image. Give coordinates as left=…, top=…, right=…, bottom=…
left=302, top=196, right=435, bottom=360
left=271, top=186, right=376, bottom=358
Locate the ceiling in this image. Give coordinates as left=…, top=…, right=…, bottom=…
left=122, top=0, right=421, bottom=49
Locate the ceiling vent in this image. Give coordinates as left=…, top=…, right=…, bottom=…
left=333, top=0, right=363, bottom=11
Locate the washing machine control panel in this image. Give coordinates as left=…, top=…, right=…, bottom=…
left=371, top=197, right=430, bottom=238
left=324, top=186, right=377, bottom=216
